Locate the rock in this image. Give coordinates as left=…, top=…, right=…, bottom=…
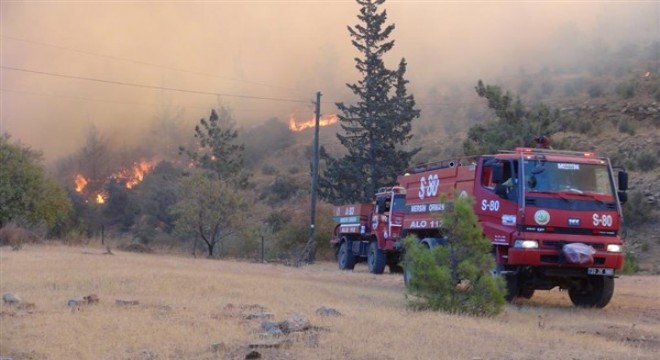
left=279, top=313, right=310, bottom=333
left=67, top=299, right=83, bottom=309
left=245, top=350, right=262, bottom=359
left=260, top=321, right=284, bottom=337
left=83, top=294, right=99, bottom=305
left=2, top=292, right=21, bottom=305
left=209, top=342, right=225, bottom=352
left=315, top=306, right=341, bottom=317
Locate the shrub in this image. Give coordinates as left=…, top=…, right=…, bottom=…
left=0, top=222, right=41, bottom=250
left=623, top=191, right=653, bottom=226
left=620, top=250, right=639, bottom=275
left=588, top=84, right=604, bottom=98
left=636, top=152, right=657, bottom=172
left=404, top=195, right=505, bottom=316
left=615, top=82, right=637, bottom=99
left=569, top=117, right=593, bottom=134
left=617, top=117, right=636, bottom=135
left=261, top=163, right=277, bottom=175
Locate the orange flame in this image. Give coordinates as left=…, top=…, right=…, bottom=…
left=96, top=193, right=107, bottom=204
left=74, top=174, right=88, bottom=193
left=289, top=113, right=338, bottom=132
left=112, top=160, right=155, bottom=189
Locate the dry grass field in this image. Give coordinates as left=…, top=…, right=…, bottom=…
left=1, top=244, right=659, bottom=360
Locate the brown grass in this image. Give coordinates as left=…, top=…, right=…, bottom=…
left=1, top=244, right=659, bottom=360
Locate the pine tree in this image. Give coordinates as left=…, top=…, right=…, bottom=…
left=404, top=195, right=505, bottom=316
left=319, top=0, right=419, bottom=204
left=463, top=80, right=563, bottom=155
left=179, top=107, right=249, bottom=188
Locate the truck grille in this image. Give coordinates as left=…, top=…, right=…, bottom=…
left=543, top=240, right=604, bottom=249
left=540, top=255, right=606, bottom=265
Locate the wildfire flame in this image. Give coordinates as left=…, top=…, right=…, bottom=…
left=75, top=174, right=88, bottom=193
left=73, top=160, right=155, bottom=204
left=289, top=113, right=338, bottom=132
left=112, top=160, right=154, bottom=189
left=96, top=193, right=107, bottom=204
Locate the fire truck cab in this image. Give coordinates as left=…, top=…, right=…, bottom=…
left=397, top=147, right=629, bottom=307
left=331, top=187, right=406, bottom=274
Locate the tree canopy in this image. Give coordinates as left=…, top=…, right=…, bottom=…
left=180, top=107, right=249, bottom=188
left=319, top=0, right=419, bottom=204
left=405, top=195, right=505, bottom=316
left=0, top=134, right=72, bottom=229
left=463, top=80, right=563, bottom=155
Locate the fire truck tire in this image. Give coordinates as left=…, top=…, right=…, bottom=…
left=367, top=241, right=386, bottom=274
left=518, top=288, right=535, bottom=299
left=568, top=276, right=614, bottom=308
left=337, top=241, right=355, bottom=271
left=494, top=264, right=519, bottom=302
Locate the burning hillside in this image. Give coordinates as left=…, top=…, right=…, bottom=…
left=74, top=160, right=155, bottom=204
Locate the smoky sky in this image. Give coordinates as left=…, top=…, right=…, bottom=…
left=1, top=1, right=658, bottom=163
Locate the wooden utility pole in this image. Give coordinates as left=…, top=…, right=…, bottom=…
left=299, top=91, right=322, bottom=264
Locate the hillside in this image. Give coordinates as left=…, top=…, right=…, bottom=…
left=1, top=245, right=659, bottom=360
left=267, top=93, right=660, bottom=272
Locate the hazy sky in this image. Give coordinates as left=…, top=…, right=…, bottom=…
left=2, top=1, right=658, bottom=162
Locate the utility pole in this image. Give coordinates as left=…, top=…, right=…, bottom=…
left=299, top=91, right=322, bottom=265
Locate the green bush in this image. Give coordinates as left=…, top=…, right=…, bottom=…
left=617, top=117, right=636, bottom=135
left=636, top=152, right=657, bottom=172
left=620, top=250, right=639, bottom=275
left=404, top=195, right=505, bottom=316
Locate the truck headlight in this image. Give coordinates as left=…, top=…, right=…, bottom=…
left=607, top=244, right=623, bottom=253
left=514, top=240, right=539, bottom=249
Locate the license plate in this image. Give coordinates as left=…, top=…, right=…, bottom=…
left=588, top=268, right=614, bottom=276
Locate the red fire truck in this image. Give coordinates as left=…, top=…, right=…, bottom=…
left=331, top=147, right=629, bottom=307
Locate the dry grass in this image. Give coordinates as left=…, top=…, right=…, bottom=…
left=1, top=244, right=659, bottom=360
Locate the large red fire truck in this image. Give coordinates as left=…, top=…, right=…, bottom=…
left=331, top=147, right=628, bottom=307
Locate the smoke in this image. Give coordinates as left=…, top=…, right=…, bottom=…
left=1, top=1, right=658, bottom=163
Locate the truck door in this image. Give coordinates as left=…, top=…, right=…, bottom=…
left=474, top=157, right=519, bottom=247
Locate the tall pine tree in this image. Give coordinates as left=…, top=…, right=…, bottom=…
left=319, top=0, right=419, bottom=204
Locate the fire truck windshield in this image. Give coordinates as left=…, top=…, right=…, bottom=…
left=522, top=160, right=615, bottom=197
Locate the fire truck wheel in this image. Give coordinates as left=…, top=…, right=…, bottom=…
left=337, top=241, right=355, bottom=271
left=518, top=288, right=535, bottom=299
left=568, top=276, right=614, bottom=308
left=494, top=264, right=519, bottom=302
left=367, top=241, right=386, bottom=274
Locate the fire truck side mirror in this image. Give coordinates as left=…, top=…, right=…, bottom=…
left=618, top=191, right=628, bottom=204
left=618, top=171, right=628, bottom=191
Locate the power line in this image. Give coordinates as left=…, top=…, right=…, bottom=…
left=1, top=34, right=300, bottom=92
left=1, top=65, right=310, bottom=104
left=0, top=88, right=288, bottom=114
